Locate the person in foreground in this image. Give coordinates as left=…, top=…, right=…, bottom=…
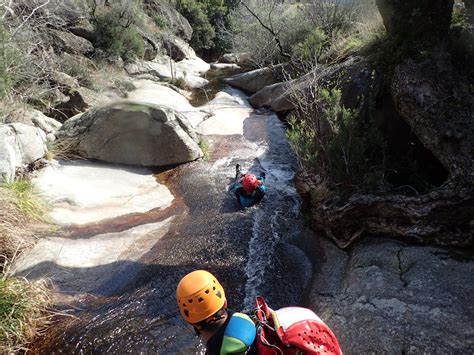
left=176, top=270, right=342, bottom=354
left=233, top=164, right=266, bottom=208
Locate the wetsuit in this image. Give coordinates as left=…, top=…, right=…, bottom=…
left=233, top=174, right=267, bottom=207
left=205, top=310, right=258, bottom=355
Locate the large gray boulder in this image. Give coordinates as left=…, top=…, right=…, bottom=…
left=57, top=101, right=202, bottom=166
left=218, top=53, right=252, bottom=66
left=143, top=0, right=193, bottom=41
left=250, top=56, right=379, bottom=113
left=249, top=81, right=290, bottom=112
left=14, top=0, right=89, bottom=27
left=224, top=64, right=286, bottom=93
left=0, top=123, right=47, bottom=182
left=47, top=29, right=94, bottom=55
left=308, top=237, right=474, bottom=353
left=162, top=36, right=196, bottom=61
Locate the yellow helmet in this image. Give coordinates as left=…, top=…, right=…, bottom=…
left=176, top=270, right=226, bottom=324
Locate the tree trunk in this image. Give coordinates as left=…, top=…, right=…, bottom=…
left=375, top=0, right=454, bottom=45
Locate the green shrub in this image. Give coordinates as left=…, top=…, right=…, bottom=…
left=198, top=139, right=209, bottom=160
left=92, top=1, right=145, bottom=61
left=153, top=15, right=169, bottom=29
left=286, top=114, right=318, bottom=167
left=176, top=0, right=216, bottom=51
left=287, top=87, right=386, bottom=190
left=292, top=28, right=327, bottom=62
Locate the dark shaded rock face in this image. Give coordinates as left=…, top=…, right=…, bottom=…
left=308, top=237, right=474, bottom=354
left=376, top=0, right=454, bottom=44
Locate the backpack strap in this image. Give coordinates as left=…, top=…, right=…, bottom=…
left=220, top=313, right=256, bottom=355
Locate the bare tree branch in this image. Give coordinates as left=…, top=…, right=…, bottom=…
left=239, top=0, right=292, bottom=60
left=11, top=0, right=50, bottom=38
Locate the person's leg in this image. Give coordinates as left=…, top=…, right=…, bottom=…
left=235, top=164, right=242, bottom=180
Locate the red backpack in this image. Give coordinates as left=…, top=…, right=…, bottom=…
left=254, top=296, right=342, bottom=355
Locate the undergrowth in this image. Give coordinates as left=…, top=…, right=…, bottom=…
left=287, top=87, right=385, bottom=194
left=0, top=179, right=47, bottom=222
left=0, top=184, right=52, bottom=352
left=198, top=139, right=209, bottom=161
left=0, top=267, right=51, bottom=353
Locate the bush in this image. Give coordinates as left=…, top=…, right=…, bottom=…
left=287, top=87, right=386, bottom=190
left=92, top=0, right=145, bottom=61
left=231, top=3, right=312, bottom=65
left=153, top=15, right=169, bottom=29
left=176, top=0, right=216, bottom=50
left=292, top=28, right=328, bottom=62
left=175, top=0, right=236, bottom=58
left=198, top=139, right=209, bottom=160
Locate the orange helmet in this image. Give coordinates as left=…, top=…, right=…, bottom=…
left=176, top=270, right=226, bottom=324
left=243, top=174, right=259, bottom=194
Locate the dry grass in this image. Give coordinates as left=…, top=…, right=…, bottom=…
left=0, top=263, right=52, bottom=353
left=0, top=188, right=35, bottom=263
left=0, top=181, right=48, bottom=222
left=46, top=138, right=83, bottom=161
left=0, top=185, right=53, bottom=353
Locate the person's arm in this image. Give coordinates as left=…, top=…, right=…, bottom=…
left=234, top=186, right=245, bottom=203
left=252, top=186, right=265, bottom=204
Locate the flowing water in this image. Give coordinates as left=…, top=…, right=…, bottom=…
left=32, top=71, right=315, bottom=353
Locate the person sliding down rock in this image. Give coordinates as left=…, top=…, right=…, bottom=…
left=233, top=164, right=266, bottom=208
left=176, top=270, right=342, bottom=355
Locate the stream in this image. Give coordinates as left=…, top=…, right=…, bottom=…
left=28, top=69, right=315, bottom=353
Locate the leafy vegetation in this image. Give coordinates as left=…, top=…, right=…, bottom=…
left=175, top=0, right=235, bottom=58
left=287, top=87, right=385, bottom=192
left=292, top=28, right=327, bottom=62
left=198, top=139, right=210, bottom=160
left=153, top=15, right=169, bottom=29
left=92, top=0, right=145, bottom=61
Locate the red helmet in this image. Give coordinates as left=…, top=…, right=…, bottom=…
left=242, top=174, right=259, bottom=193
left=276, top=307, right=341, bottom=354
left=255, top=297, right=342, bottom=355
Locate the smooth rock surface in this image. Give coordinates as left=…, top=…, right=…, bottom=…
left=249, top=81, right=290, bottom=111
left=33, top=160, right=174, bottom=225
left=197, top=88, right=253, bottom=135
left=127, top=80, right=207, bottom=127
left=0, top=123, right=47, bottom=181
left=58, top=101, right=202, bottom=166
left=308, top=237, right=474, bottom=354
left=225, top=65, right=284, bottom=93
left=125, top=58, right=209, bottom=89
left=12, top=217, right=175, bottom=297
